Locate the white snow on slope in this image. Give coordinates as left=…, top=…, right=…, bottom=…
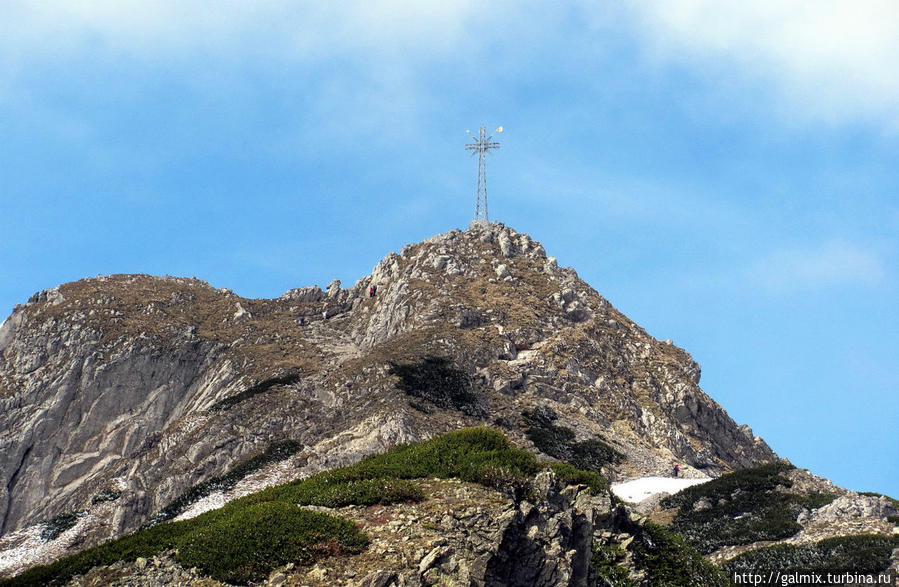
left=0, top=511, right=94, bottom=579
left=612, top=476, right=711, bottom=503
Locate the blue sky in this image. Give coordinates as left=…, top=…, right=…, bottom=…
left=1, top=2, right=896, bottom=496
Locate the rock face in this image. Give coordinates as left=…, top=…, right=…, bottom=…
left=0, top=223, right=777, bottom=568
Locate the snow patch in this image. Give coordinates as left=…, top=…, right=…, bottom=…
left=174, top=492, right=227, bottom=521
left=174, top=459, right=299, bottom=523
left=0, top=511, right=93, bottom=579
left=612, top=476, right=711, bottom=504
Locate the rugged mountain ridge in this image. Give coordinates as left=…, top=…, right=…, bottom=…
left=0, top=223, right=788, bottom=580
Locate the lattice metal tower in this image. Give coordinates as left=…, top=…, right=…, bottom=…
left=465, top=125, right=502, bottom=224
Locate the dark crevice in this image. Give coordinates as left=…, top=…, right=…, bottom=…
left=2, top=444, right=33, bottom=533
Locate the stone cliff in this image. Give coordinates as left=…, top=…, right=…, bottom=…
left=0, top=223, right=781, bottom=578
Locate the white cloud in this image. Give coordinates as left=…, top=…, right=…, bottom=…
left=6, top=1, right=899, bottom=135
left=0, top=1, right=498, bottom=154
left=744, top=240, right=886, bottom=293
left=0, top=1, right=482, bottom=61
left=622, top=1, right=899, bottom=128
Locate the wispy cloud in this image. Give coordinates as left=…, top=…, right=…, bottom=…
left=620, top=1, right=899, bottom=128
left=0, top=2, right=483, bottom=61
left=7, top=2, right=899, bottom=133
left=0, top=1, right=497, bottom=153
left=744, top=240, right=886, bottom=294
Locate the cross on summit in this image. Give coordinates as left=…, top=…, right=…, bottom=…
left=465, top=125, right=502, bottom=225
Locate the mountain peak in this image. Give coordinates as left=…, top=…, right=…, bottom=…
left=0, top=225, right=779, bottom=578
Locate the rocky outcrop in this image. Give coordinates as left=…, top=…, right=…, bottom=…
left=481, top=471, right=611, bottom=586
left=0, top=224, right=778, bottom=575
left=790, top=493, right=899, bottom=545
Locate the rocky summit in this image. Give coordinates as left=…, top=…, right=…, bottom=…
left=0, top=223, right=896, bottom=586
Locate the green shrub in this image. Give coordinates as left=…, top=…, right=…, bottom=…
left=522, top=407, right=574, bottom=459
left=175, top=502, right=368, bottom=585
left=143, top=439, right=302, bottom=528
left=670, top=494, right=805, bottom=554
left=250, top=476, right=424, bottom=508
left=631, top=522, right=730, bottom=586
left=40, top=512, right=81, bottom=542
left=248, top=428, right=543, bottom=507
left=660, top=462, right=794, bottom=510
left=388, top=356, right=482, bottom=415
left=522, top=407, right=623, bottom=474
left=5, top=504, right=367, bottom=587
left=90, top=490, right=122, bottom=505
left=569, top=438, right=624, bottom=473
left=209, top=372, right=302, bottom=412
left=354, top=427, right=542, bottom=487
left=659, top=463, right=838, bottom=554
left=724, top=534, right=899, bottom=575
left=549, top=462, right=610, bottom=493
left=591, top=542, right=635, bottom=586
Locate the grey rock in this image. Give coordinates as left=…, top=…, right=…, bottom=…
left=497, top=232, right=515, bottom=258
left=327, top=279, right=342, bottom=298
left=359, top=569, right=398, bottom=587
left=0, top=226, right=781, bottom=578
left=419, top=545, right=450, bottom=574
left=280, top=286, right=324, bottom=302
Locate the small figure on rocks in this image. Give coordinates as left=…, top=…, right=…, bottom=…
left=369, top=284, right=377, bottom=297
left=673, top=464, right=680, bottom=477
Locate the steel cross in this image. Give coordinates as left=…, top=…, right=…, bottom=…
left=465, top=125, right=501, bottom=224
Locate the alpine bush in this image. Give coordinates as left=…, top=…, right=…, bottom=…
left=40, top=512, right=81, bottom=542
left=522, top=407, right=623, bottom=473
left=660, top=462, right=838, bottom=553
left=175, top=502, right=368, bottom=584
left=724, top=534, right=899, bottom=575
left=388, top=356, right=482, bottom=415
left=631, top=522, right=730, bottom=586
left=209, top=371, right=302, bottom=412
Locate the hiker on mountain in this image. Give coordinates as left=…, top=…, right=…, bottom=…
left=369, top=284, right=377, bottom=297
left=673, top=464, right=680, bottom=477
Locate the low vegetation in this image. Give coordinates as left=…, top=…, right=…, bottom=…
left=176, top=503, right=369, bottom=585
left=388, top=356, right=483, bottom=415
left=590, top=542, right=635, bottom=586
left=90, top=490, right=121, bottom=505
left=6, top=502, right=368, bottom=587
left=631, top=522, right=731, bottom=586
left=522, top=406, right=624, bottom=473
left=724, top=534, right=899, bottom=576
left=40, top=513, right=81, bottom=542
left=250, top=427, right=546, bottom=506
left=548, top=462, right=610, bottom=493
left=659, top=463, right=837, bottom=553
left=142, top=439, right=302, bottom=528
left=5, top=428, right=607, bottom=586
left=208, top=372, right=302, bottom=412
